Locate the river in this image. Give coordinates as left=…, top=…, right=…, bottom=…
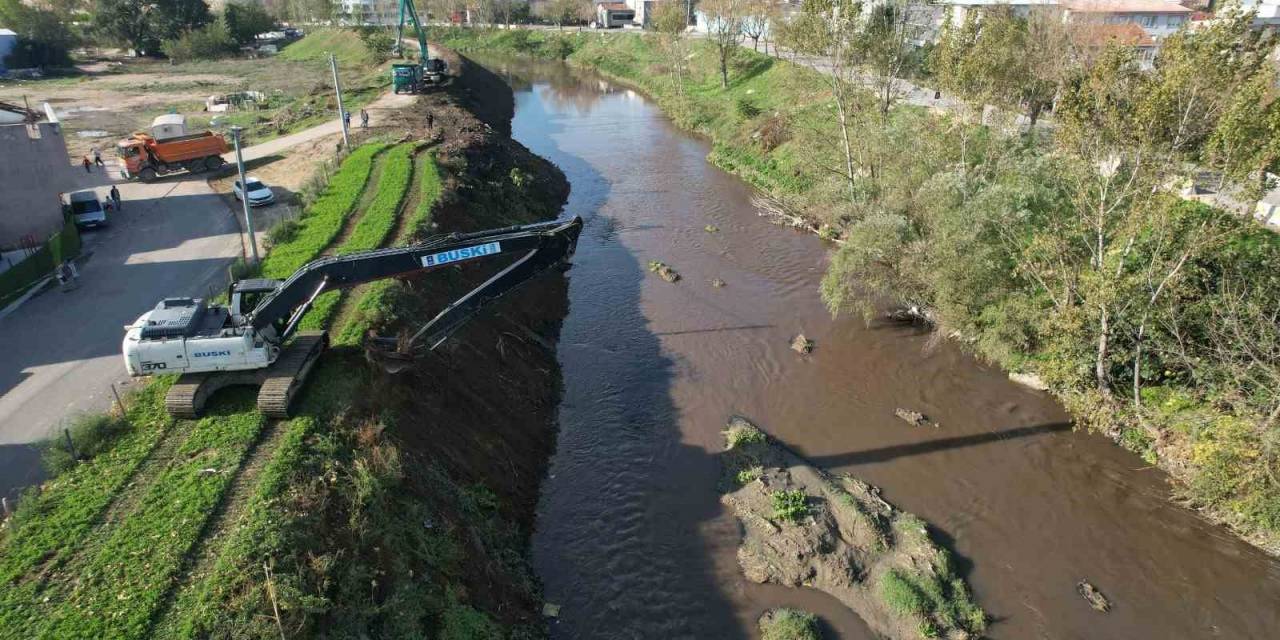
left=480, top=55, right=1280, bottom=640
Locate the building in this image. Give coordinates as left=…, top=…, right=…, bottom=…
left=1060, top=0, right=1194, bottom=38
left=1228, top=0, right=1280, bottom=28
left=338, top=0, right=401, bottom=25
left=939, top=0, right=1060, bottom=24
left=0, top=117, right=77, bottom=251
left=0, top=29, right=17, bottom=74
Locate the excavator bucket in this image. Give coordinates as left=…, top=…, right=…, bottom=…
left=364, top=332, right=418, bottom=374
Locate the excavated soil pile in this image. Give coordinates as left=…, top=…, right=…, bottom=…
left=720, top=417, right=987, bottom=640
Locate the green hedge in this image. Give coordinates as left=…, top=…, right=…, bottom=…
left=261, top=144, right=385, bottom=279
left=0, top=221, right=81, bottom=307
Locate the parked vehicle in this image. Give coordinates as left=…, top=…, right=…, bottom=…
left=64, top=189, right=107, bottom=229
left=593, top=4, right=635, bottom=28
left=116, top=114, right=229, bottom=182
left=233, top=177, right=275, bottom=207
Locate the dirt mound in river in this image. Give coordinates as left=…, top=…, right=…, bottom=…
left=721, top=417, right=987, bottom=640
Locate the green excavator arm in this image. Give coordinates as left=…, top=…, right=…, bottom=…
left=395, top=0, right=430, bottom=64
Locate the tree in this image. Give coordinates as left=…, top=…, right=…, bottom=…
left=652, top=0, right=690, bottom=95
left=1207, top=73, right=1280, bottom=198
left=853, top=0, right=930, bottom=116
left=701, top=0, right=744, bottom=88
left=740, top=0, right=769, bottom=52
left=0, top=0, right=77, bottom=67
left=223, top=1, right=275, bottom=46
left=774, top=0, right=868, bottom=204
left=93, top=0, right=212, bottom=56
left=161, top=20, right=235, bottom=61
left=539, top=0, right=591, bottom=29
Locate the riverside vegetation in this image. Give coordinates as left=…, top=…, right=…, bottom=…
left=0, top=53, right=573, bottom=637
left=431, top=9, right=1280, bottom=553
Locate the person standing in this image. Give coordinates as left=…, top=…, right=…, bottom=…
left=82, top=156, right=91, bottom=173
left=426, top=111, right=434, bottom=129
left=93, top=148, right=104, bottom=167
left=109, top=185, right=122, bottom=211
left=360, top=108, right=369, bottom=129
left=342, top=110, right=351, bottom=131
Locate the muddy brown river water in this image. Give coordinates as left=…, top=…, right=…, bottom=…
left=483, top=56, right=1280, bottom=640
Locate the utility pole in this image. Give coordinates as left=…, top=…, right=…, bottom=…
left=329, top=53, right=350, bottom=150
left=230, top=126, right=259, bottom=264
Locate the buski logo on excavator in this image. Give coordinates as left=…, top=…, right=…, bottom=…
left=421, top=242, right=502, bottom=268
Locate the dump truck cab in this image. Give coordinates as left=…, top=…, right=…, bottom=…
left=116, top=139, right=147, bottom=178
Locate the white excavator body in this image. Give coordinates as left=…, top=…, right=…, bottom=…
left=122, top=297, right=275, bottom=376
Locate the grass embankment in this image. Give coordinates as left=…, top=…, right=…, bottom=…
left=438, top=26, right=1280, bottom=553
left=302, top=142, right=415, bottom=330
left=337, top=149, right=444, bottom=345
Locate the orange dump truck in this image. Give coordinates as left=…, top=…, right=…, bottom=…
left=116, top=114, right=229, bottom=182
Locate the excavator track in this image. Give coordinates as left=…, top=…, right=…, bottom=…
left=257, top=331, right=328, bottom=418
left=165, top=374, right=212, bottom=418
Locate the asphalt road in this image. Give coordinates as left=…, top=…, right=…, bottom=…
left=0, top=163, right=244, bottom=498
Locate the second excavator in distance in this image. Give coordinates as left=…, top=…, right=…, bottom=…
left=122, top=217, right=583, bottom=418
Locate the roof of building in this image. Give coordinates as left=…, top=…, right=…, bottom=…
left=598, top=2, right=630, bottom=9
left=1062, top=0, right=1193, bottom=13
left=1073, top=21, right=1158, bottom=45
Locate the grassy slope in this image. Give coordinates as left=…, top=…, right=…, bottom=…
left=434, top=27, right=1280, bottom=552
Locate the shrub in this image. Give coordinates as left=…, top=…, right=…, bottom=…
left=759, top=608, right=822, bottom=640
left=879, top=569, right=927, bottom=616
left=771, top=489, right=808, bottom=523
left=162, top=22, right=236, bottom=62
left=736, top=96, right=762, bottom=119
left=262, top=144, right=383, bottom=279
left=735, top=466, right=763, bottom=486
left=266, top=217, right=302, bottom=248
left=723, top=420, right=766, bottom=449
left=41, top=413, right=132, bottom=475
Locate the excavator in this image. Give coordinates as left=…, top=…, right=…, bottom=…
left=122, top=217, right=582, bottom=418
left=391, top=0, right=446, bottom=94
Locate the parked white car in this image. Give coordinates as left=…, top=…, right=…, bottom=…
left=65, top=189, right=108, bottom=229
left=233, top=177, right=275, bottom=207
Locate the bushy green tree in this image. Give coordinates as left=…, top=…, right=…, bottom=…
left=223, top=1, right=275, bottom=46
left=0, top=0, right=77, bottom=67
left=161, top=20, right=235, bottom=61
left=93, top=0, right=212, bottom=55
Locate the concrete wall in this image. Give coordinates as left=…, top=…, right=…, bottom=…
left=0, top=122, right=76, bottom=250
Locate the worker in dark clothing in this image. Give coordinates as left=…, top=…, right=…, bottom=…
left=360, top=108, right=369, bottom=129
left=93, top=149, right=104, bottom=166
left=342, top=110, right=351, bottom=130
left=109, top=185, right=122, bottom=211
left=426, top=112, right=434, bottom=129
left=82, top=156, right=91, bottom=173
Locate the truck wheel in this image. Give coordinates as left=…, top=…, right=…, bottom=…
left=139, top=168, right=157, bottom=182
left=185, top=160, right=205, bottom=174
left=204, top=156, right=225, bottom=170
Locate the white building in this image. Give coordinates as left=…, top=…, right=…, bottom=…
left=1060, top=0, right=1193, bottom=38
left=338, top=0, right=400, bottom=25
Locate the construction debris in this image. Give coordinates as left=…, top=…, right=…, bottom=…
left=790, top=334, right=814, bottom=354
left=705, top=224, right=720, bottom=233
left=1077, top=580, right=1111, bottom=612
left=711, top=278, right=726, bottom=288
left=648, top=261, right=680, bottom=282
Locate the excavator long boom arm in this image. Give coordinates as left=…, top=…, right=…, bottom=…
left=249, top=217, right=582, bottom=341
left=396, top=0, right=430, bottom=62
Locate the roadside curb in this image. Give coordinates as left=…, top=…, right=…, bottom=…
left=0, top=276, right=54, bottom=322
